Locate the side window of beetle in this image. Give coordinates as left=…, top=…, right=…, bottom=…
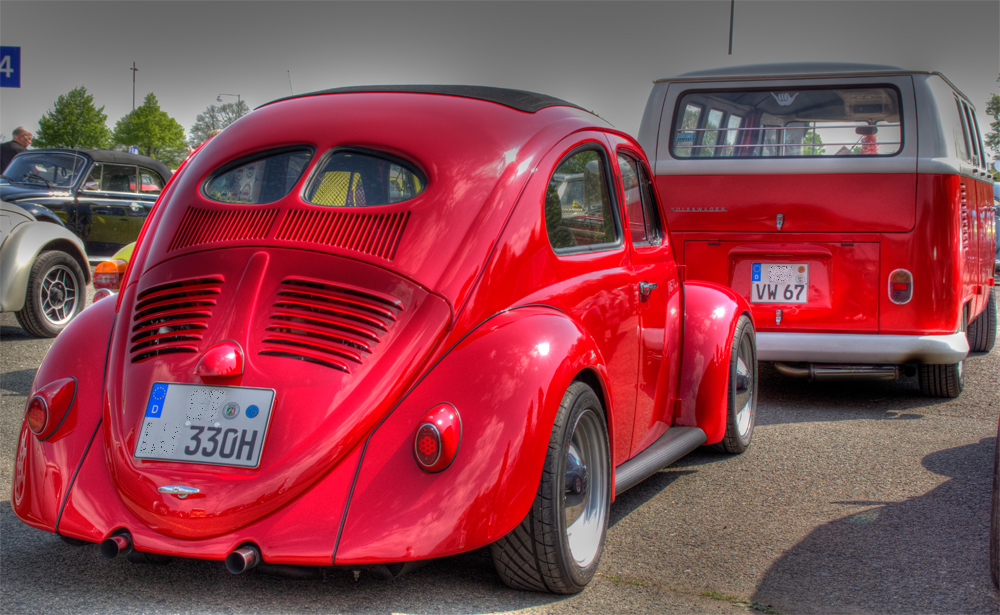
left=617, top=154, right=662, bottom=246
left=544, top=149, right=618, bottom=252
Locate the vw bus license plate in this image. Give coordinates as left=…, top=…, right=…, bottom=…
left=134, top=383, right=276, bottom=468
left=751, top=263, right=809, bottom=304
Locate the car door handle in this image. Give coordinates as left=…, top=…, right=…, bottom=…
left=638, top=281, right=658, bottom=303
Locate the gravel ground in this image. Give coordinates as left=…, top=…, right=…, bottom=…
left=1, top=283, right=997, bottom=614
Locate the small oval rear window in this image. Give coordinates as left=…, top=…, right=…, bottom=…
left=205, top=148, right=313, bottom=204
left=305, top=149, right=425, bottom=207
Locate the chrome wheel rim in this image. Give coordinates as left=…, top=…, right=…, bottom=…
left=734, top=332, right=755, bottom=438
left=564, top=408, right=608, bottom=568
left=39, top=264, right=79, bottom=326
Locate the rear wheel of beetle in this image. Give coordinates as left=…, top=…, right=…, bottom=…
left=491, top=381, right=610, bottom=594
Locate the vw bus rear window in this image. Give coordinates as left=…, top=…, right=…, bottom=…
left=672, top=86, right=902, bottom=159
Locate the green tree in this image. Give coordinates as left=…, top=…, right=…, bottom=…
left=985, top=74, right=1000, bottom=165
left=113, top=93, right=187, bottom=166
left=188, top=101, right=249, bottom=147
left=802, top=129, right=825, bottom=156
left=34, top=86, right=111, bottom=149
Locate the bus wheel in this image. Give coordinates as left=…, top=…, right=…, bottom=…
left=917, top=362, right=963, bottom=398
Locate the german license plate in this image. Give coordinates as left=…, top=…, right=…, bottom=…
left=134, top=383, right=276, bottom=468
left=751, top=263, right=809, bottom=304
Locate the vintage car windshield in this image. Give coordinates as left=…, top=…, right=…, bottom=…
left=2, top=152, right=89, bottom=188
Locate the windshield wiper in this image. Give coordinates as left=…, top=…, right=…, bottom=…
left=23, top=172, right=52, bottom=188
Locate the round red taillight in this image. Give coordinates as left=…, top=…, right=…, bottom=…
left=413, top=404, right=462, bottom=473
left=25, top=395, right=48, bottom=435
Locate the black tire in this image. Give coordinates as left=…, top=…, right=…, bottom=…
left=14, top=250, right=86, bottom=338
left=917, top=362, right=964, bottom=398
left=991, top=419, right=1000, bottom=589
left=967, top=287, right=997, bottom=353
left=490, top=381, right=610, bottom=594
left=712, top=314, right=757, bottom=454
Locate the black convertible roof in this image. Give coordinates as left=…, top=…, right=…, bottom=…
left=261, top=85, right=587, bottom=114
left=29, top=149, right=172, bottom=179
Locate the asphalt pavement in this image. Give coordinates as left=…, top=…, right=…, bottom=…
left=1, top=283, right=998, bottom=615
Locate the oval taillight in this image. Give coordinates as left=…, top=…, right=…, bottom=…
left=888, top=269, right=913, bottom=305
left=25, top=396, right=48, bottom=435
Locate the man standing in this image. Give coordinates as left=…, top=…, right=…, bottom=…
left=1, top=126, right=33, bottom=172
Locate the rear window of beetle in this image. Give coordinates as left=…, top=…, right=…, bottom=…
left=304, top=149, right=425, bottom=207
left=671, top=86, right=903, bottom=159
left=205, top=148, right=313, bottom=204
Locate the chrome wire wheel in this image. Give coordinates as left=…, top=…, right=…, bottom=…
left=38, top=264, right=80, bottom=326
left=564, top=407, right=609, bottom=569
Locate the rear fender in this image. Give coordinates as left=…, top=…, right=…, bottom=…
left=335, top=306, right=608, bottom=564
left=11, top=297, right=117, bottom=532
left=677, top=281, right=753, bottom=444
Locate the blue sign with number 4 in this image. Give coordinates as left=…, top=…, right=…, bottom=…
left=0, top=47, right=21, bottom=88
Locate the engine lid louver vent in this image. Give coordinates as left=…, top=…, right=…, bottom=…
left=260, top=278, right=404, bottom=373
left=130, top=277, right=224, bottom=363
left=169, top=207, right=279, bottom=252
left=274, top=209, right=409, bottom=260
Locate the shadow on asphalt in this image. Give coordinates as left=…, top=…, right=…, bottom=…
left=750, top=437, right=999, bottom=614
left=0, top=324, right=34, bottom=340
left=609, top=469, right=696, bottom=528
left=1, top=368, right=38, bottom=396
left=0, top=501, right=569, bottom=614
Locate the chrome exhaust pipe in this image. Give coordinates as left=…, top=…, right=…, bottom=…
left=774, top=362, right=900, bottom=381
left=225, top=545, right=261, bottom=574
left=100, top=532, right=133, bottom=560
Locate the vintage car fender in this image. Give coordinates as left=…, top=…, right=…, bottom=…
left=677, top=280, right=754, bottom=444
left=335, top=304, right=609, bottom=565
left=11, top=297, right=117, bottom=531
left=0, top=215, right=91, bottom=312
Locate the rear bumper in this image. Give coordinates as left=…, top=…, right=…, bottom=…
left=757, top=332, right=969, bottom=364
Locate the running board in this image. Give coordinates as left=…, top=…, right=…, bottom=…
left=614, top=426, right=706, bottom=494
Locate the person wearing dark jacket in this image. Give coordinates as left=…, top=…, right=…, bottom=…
left=1, top=126, right=33, bottom=172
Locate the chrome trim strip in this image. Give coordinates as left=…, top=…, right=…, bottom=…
left=757, top=332, right=969, bottom=364
left=653, top=157, right=918, bottom=176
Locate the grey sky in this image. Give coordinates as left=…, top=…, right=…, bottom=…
left=1, top=1, right=998, bottom=150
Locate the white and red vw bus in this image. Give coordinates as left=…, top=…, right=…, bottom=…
left=639, top=63, right=996, bottom=397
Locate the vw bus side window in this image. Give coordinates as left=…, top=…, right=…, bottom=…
left=671, top=87, right=903, bottom=158
left=544, top=149, right=619, bottom=252
left=305, top=150, right=425, bottom=207
left=205, top=149, right=313, bottom=204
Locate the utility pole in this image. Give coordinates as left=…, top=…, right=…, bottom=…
left=130, top=62, right=138, bottom=111
left=728, top=0, right=735, bottom=55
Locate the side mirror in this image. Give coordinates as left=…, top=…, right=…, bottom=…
left=993, top=159, right=1000, bottom=173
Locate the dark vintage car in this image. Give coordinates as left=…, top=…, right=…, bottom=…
left=0, top=149, right=171, bottom=256
left=12, top=86, right=757, bottom=593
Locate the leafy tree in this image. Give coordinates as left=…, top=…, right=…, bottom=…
left=112, top=93, right=187, bottom=166
left=34, top=86, right=111, bottom=149
left=802, top=129, right=825, bottom=156
left=188, top=101, right=250, bottom=147
left=985, top=74, right=1000, bottom=165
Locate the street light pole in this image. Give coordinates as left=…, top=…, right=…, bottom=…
left=130, top=62, right=138, bottom=110
left=217, top=93, right=243, bottom=118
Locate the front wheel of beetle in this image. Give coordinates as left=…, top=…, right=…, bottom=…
left=491, top=381, right=610, bottom=594
left=712, top=314, right=757, bottom=454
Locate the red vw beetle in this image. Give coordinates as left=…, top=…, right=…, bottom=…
left=13, top=86, right=757, bottom=593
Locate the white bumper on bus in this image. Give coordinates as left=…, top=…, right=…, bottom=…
left=756, top=332, right=969, bottom=365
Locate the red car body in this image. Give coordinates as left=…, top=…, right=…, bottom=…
left=13, top=86, right=756, bottom=591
